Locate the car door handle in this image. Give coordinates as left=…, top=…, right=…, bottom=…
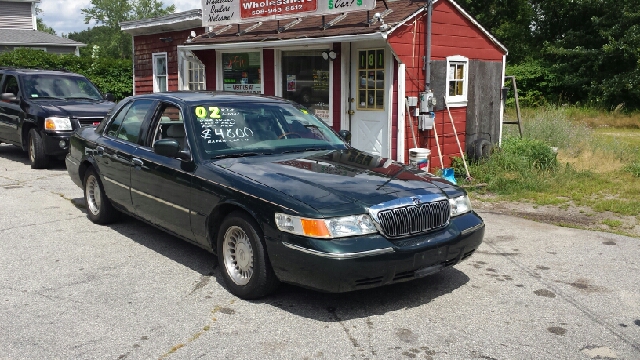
left=132, top=158, right=144, bottom=166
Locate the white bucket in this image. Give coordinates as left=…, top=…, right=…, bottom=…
left=409, top=148, right=430, bottom=170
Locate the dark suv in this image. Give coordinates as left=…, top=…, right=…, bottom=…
left=0, top=67, right=115, bottom=168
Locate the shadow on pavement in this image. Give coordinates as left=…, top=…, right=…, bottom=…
left=0, top=144, right=67, bottom=170
left=73, top=196, right=470, bottom=321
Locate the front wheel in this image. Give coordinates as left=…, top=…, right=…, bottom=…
left=217, top=211, right=279, bottom=299
left=84, top=168, right=119, bottom=224
left=28, top=129, right=49, bottom=169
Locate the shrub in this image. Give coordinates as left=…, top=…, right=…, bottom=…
left=0, top=48, right=132, bottom=100
left=500, top=136, right=558, bottom=171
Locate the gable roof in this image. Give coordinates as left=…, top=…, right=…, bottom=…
left=0, top=29, right=85, bottom=47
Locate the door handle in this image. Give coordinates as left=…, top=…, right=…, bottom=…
left=132, top=158, right=144, bottom=166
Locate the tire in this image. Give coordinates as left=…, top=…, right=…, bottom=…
left=217, top=211, right=279, bottom=299
left=83, top=168, right=119, bottom=224
left=475, top=138, right=494, bottom=160
left=28, top=129, right=49, bottom=169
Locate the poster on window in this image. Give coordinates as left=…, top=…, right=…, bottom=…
left=286, top=75, right=296, bottom=92
left=314, top=108, right=330, bottom=123
left=202, top=0, right=375, bottom=27
left=223, top=84, right=262, bottom=93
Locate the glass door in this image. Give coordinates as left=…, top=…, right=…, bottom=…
left=281, top=50, right=330, bottom=123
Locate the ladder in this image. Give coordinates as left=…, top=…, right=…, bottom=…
left=503, top=75, right=523, bottom=138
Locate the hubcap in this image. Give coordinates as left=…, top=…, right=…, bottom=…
left=29, top=136, right=35, bottom=163
left=222, top=226, right=254, bottom=286
left=85, top=175, right=101, bottom=216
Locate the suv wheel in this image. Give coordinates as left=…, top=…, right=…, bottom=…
left=28, top=129, right=49, bottom=169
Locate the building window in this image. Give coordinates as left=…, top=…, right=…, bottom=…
left=222, top=52, right=261, bottom=93
left=357, top=49, right=385, bottom=110
left=187, top=60, right=205, bottom=90
left=445, top=55, right=468, bottom=107
left=281, top=50, right=330, bottom=122
left=153, top=53, right=168, bottom=93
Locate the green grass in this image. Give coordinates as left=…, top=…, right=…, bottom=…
left=459, top=106, right=640, bottom=217
left=602, top=219, right=623, bottom=228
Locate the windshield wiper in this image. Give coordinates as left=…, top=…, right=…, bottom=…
left=280, top=147, right=331, bottom=154
left=212, top=152, right=262, bottom=159
left=65, top=96, right=99, bottom=100
left=30, top=96, right=65, bottom=100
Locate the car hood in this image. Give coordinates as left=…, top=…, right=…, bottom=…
left=207, top=149, right=461, bottom=215
left=32, top=99, right=115, bottom=117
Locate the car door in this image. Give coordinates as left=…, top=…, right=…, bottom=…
left=130, top=101, right=198, bottom=243
left=0, top=75, right=24, bottom=145
left=94, top=99, right=153, bottom=213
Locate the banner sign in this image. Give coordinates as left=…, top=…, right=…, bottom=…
left=223, top=84, right=262, bottom=93
left=202, top=0, right=376, bottom=27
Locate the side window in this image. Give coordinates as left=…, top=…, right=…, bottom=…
left=150, top=103, right=186, bottom=149
left=115, top=100, right=154, bottom=144
left=153, top=53, right=168, bottom=93
left=105, top=102, right=133, bottom=137
left=1, top=75, right=20, bottom=96
left=445, top=55, right=469, bottom=107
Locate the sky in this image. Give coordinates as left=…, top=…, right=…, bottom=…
left=39, top=0, right=200, bottom=35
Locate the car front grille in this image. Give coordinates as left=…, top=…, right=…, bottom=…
left=370, top=197, right=450, bottom=238
left=76, top=117, right=104, bottom=127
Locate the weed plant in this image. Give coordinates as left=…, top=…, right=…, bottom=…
left=463, top=106, right=640, bottom=216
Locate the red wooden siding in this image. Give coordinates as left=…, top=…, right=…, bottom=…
left=263, top=49, right=275, bottom=96
left=133, top=29, right=206, bottom=95
left=387, top=0, right=504, bottom=167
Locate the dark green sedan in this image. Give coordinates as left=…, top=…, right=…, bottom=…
left=66, top=92, right=484, bottom=299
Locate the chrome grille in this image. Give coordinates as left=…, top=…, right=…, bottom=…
left=76, top=117, right=104, bottom=127
left=374, top=199, right=450, bottom=238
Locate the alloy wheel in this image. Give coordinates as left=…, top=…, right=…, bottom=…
left=222, top=226, right=254, bottom=286
left=85, top=175, right=101, bottom=216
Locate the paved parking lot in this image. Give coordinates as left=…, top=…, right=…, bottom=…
left=1, top=143, right=639, bottom=359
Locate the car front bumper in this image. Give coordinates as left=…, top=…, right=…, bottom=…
left=42, top=131, right=72, bottom=157
left=265, top=211, right=485, bottom=293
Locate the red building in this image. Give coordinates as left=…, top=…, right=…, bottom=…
left=121, top=0, right=507, bottom=169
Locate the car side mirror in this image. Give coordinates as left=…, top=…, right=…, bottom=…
left=154, top=139, right=180, bottom=158
left=1, top=92, right=18, bottom=104
left=104, top=93, right=115, bottom=102
left=339, top=129, right=351, bottom=144
left=153, top=139, right=192, bottom=161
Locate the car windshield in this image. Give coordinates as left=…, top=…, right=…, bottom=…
left=189, top=102, right=348, bottom=158
left=22, top=74, right=103, bottom=100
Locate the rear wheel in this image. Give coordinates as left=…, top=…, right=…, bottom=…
left=217, top=211, right=279, bottom=299
left=84, top=168, right=119, bottom=224
left=28, top=129, right=49, bottom=169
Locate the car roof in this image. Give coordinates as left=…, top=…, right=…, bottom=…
left=131, top=91, right=295, bottom=105
left=0, top=68, right=85, bottom=77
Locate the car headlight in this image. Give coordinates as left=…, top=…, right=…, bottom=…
left=449, top=195, right=472, bottom=217
left=275, top=213, right=378, bottom=239
left=45, top=117, right=72, bottom=131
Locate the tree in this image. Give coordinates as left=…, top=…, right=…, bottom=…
left=530, top=0, right=640, bottom=109
left=453, top=0, right=536, bottom=63
left=80, top=0, right=175, bottom=59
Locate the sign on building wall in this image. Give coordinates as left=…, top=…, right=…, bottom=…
left=202, top=0, right=376, bottom=27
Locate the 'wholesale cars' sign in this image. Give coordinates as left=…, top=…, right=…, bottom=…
left=202, top=0, right=376, bottom=27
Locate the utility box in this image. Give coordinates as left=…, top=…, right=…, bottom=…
left=406, top=96, right=418, bottom=107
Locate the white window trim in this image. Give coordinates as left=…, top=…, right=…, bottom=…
left=152, top=52, right=168, bottom=93
left=445, top=55, right=469, bottom=108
